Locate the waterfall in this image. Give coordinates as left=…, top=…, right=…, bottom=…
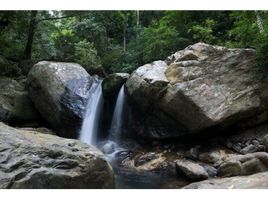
left=100, top=85, right=127, bottom=160
left=109, top=85, right=126, bottom=140
left=79, top=79, right=103, bottom=145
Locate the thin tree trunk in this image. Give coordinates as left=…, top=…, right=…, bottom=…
left=123, top=26, right=126, bottom=52
left=255, top=11, right=264, bottom=33
left=23, top=11, right=38, bottom=60
left=136, top=10, right=139, bottom=26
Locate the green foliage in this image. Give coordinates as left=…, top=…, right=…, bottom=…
left=227, top=11, right=259, bottom=48
left=255, top=33, right=268, bottom=71
left=189, top=19, right=216, bottom=43
left=1, top=10, right=268, bottom=76
left=74, top=40, right=101, bottom=70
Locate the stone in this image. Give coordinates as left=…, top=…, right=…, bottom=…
left=102, top=73, right=129, bottom=100
left=0, top=77, right=40, bottom=125
left=183, top=171, right=268, bottom=189
left=0, top=55, right=21, bottom=77
left=134, top=152, right=159, bottom=167
left=175, top=159, right=209, bottom=180
left=224, top=122, right=268, bottom=154
left=124, top=152, right=169, bottom=172
left=126, top=43, right=268, bottom=138
left=198, top=148, right=235, bottom=167
left=218, top=152, right=268, bottom=177
left=126, top=60, right=187, bottom=139
left=27, top=61, right=94, bottom=138
left=0, top=122, right=114, bottom=189
left=126, top=60, right=169, bottom=112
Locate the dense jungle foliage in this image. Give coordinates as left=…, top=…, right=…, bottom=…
left=0, top=11, right=268, bottom=76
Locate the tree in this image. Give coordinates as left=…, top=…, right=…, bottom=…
left=23, top=11, right=38, bottom=60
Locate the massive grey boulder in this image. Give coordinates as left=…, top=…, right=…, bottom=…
left=126, top=43, right=268, bottom=138
left=183, top=171, right=268, bottom=189
left=0, top=122, right=114, bottom=189
left=27, top=61, right=94, bottom=138
left=0, top=77, right=39, bottom=124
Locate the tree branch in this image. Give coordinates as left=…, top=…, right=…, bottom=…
left=36, top=15, right=76, bottom=23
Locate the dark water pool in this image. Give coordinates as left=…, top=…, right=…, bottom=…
left=110, top=162, right=189, bottom=189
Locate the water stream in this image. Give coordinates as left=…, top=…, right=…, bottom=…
left=79, top=79, right=103, bottom=145
left=109, top=85, right=126, bottom=140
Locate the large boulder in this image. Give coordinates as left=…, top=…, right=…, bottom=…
left=27, top=61, right=94, bottom=138
left=102, top=73, right=129, bottom=100
left=126, top=61, right=187, bottom=138
left=183, top=171, right=268, bottom=189
left=0, top=77, right=40, bottom=125
left=126, top=43, right=268, bottom=138
left=0, top=122, right=114, bottom=189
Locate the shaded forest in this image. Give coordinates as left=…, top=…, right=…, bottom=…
left=1, top=11, right=268, bottom=77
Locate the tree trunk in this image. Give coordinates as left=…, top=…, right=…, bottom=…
left=255, top=11, right=264, bottom=33
left=123, top=26, right=126, bottom=52
left=136, top=10, right=139, bottom=26
left=23, top=11, right=38, bottom=60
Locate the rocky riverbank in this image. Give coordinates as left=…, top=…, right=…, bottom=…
left=1, top=42, right=268, bottom=188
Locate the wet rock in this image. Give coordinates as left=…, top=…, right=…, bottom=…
left=134, top=152, right=159, bottom=167
left=0, top=77, right=40, bottom=124
left=175, top=159, right=209, bottom=181
left=124, top=151, right=170, bottom=172
left=183, top=171, right=268, bottom=189
left=0, top=122, right=114, bottom=189
left=102, top=73, right=129, bottom=100
left=27, top=61, right=94, bottom=138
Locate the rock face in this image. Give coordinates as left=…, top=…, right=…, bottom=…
left=126, top=43, right=268, bottom=138
left=183, top=171, right=268, bottom=189
left=0, top=77, right=39, bottom=124
left=102, top=73, right=129, bottom=100
left=0, top=122, right=114, bottom=189
left=27, top=61, right=94, bottom=138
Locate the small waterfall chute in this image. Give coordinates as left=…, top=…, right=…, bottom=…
left=109, top=85, right=126, bottom=140
left=79, top=79, right=103, bottom=145
left=100, top=84, right=128, bottom=160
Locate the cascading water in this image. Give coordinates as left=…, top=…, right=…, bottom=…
left=109, top=85, right=126, bottom=140
left=101, top=85, right=127, bottom=159
left=79, top=79, right=103, bottom=145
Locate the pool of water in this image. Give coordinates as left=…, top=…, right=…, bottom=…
left=108, top=159, right=190, bottom=189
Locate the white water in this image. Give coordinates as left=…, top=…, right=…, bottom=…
left=109, top=85, right=126, bottom=140
left=79, top=80, right=103, bottom=145
left=100, top=85, right=127, bottom=161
